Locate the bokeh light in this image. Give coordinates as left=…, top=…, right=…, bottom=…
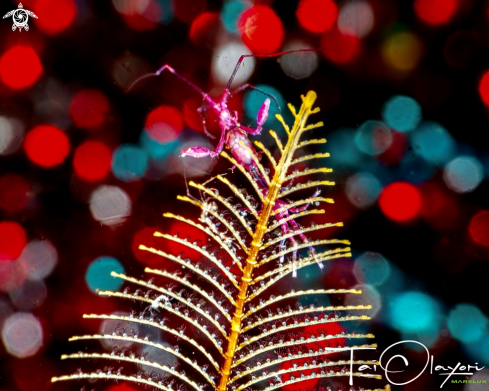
left=296, top=0, right=338, bottom=34
left=448, top=304, right=488, bottom=343
left=132, top=227, right=163, bottom=266
left=0, top=46, right=43, bottom=90
left=106, top=384, right=138, bottom=391
left=221, top=0, right=251, bottom=33
left=321, top=26, right=360, bottom=64
left=140, top=131, right=178, bottom=161
left=414, top=0, right=458, bottom=26
left=2, top=312, right=43, bottom=358
left=112, top=144, right=149, bottom=182
left=353, top=252, right=390, bottom=286
left=73, top=141, right=112, bottom=182
left=345, top=172, right=382, bottom=209
left=89, top=185, right=132, bottom=225
left=0, top=222, right=27, bottom=261
left=9, top=279, right=47, bottom=311
left=279, top=41, right=319, bottom=80
left=85, top=256, right=125, bottom=293
left=345, top=283, right=382, bottom=318
left=478, top=70, right=489, bottom=107
left=189, top=12, right=220, bottom=47
left=410, top=121, right=456, bottom=166
left=443, top=156, right=483, bottom=193
left=0, top=117, right=25, bottom=156
left=212, top=42, right=255, bottom=87
left=324, top=128, right=364, bottom=170
left=379, top=182, right=421, bottom=222
left=33, top=0, right=77, bottom=35
left=69, top=89, right=110, bottom=130
left=382, top=95, right=422, bottom=132
left=0, top=174, right=32, bottom=214
left=398, top=153, right=435, bottom=183
left=355, top=120, right=393, bottom=156
left=24, top=125, right=70, bottom=168
left=0, top=258, right=27, bottom=292
left=145, top=105, right=183, bottom=143
left=337, top=0, right=374, bottom=38
left=382, top=31, right=423, bottom=72
left=167, top=220, right=207, bottom=261
left=389, top=291, right=442, bottom=334
left=469, top=211, right=489, bottom=246
left=238, top=6, right=284, bottom=54
left=114, top=0, right=162, bottom=31
left=19, top=240, right=58, bottom=281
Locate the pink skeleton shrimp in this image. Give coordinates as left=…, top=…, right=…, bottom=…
left=129, top=50, right=323, bottom=275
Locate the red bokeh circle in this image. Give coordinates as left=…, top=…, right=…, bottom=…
left=168, top=221, right=207, bottom=261
left=70, top=89, right=110, bottom=130
left=189, top=12, right=220, bottom=47
left=478, top=71, right=489, bottom=107
left=379, top=182, right=421, bottom=222
left=469, top=211, right=489, bottom=246
left=24, top=125, right=70, bottom=167
left=0, top=46, right=43, bottom=90
left=145, top=106, right=183, bottom=143
left=238, top=6, right=284, bottom=54
left=0, top=174, right=32, bottom=214
left=33, top=0, right=77, bottom=34
left=0, top=222, right=27, bottom=261
left=73, top=141, right=111, bottom=181
left=296, top=0, right=338, bottom=33
left=321, top=26, right=360, bottom=64
left=414, top=0, right=458, bottom=25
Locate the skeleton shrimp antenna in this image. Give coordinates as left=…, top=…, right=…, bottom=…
left=225, top=49, right=323, bottom=91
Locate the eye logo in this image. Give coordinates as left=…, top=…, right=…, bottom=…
left=3, top=3, right=38, bottom=32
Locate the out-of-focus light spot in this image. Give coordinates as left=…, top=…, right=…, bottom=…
left=463, top=370, right=489, bottom=391
left=296, top=0, right=337, bottom=34
left=414, top=0, right=458, bottom=25
left=362, top=159, right=396, bottom=186
left=243, top=84, right=284, bottom=128
left=478, top=70, right=489, bottom=107
left=321, top=26, right=360, bottom=64
left=470, top=211, right=489, bottom=246
left=2, top=312, right=43, bottom=358
left=382, top=96, right=422, bottom=132
left=345, top=283, right=382, bottom=318
left=0, top=46, right=43, bottom=90
left=24, top=125, right=70, bottom=168
left=443, top=156, right=483, bottom=193
left=337, top=0, right=374, bottom=38
left=345, top=172, right=382, bottom=209
left=212, top=42, right=255, bottom=87
left=172, top=136, right=217, bottom=178
left=410, top=121, right=456, bottom=166
left=0, top=222, right=27, bottom=261
left=355, top=120, right=393, bottom=156
left=132, top=227, right=164, bottom=266
left=140, top=131, right=177, bottom=161
left=156, top=0, right=173, bottom=23
left=70, top=89, right=110, bottom=130
left=398, top=154, right=435, bottom=183
left=279, top=41, right=318, bottom=80
left=19, top=240, right=58, bottom=281
left=0, top=117, right=24, bottom=156
left=85, top=256, right=125, bottom=293
left=9, top=280, right=47, bottom=311
left=0, top=174, right=31, bottom=214
left=112, top=145, right=149, bottom=182
left=189, top=12, right=220, bottom=47
left=0, top=298, right=13, bottom=329
left=114, top=0, right=161, bottom=30
left=382, top=31, right=423, bottom=72
left=325, top=128, right=364, bottom=170
left=389, top=292, right=442, bottom=334
left=168, top=220, right=207, bottom=261
left=221, top=0, right=251, bottom=33
left=444, top=31, right=482, bottom=69
left=173, top=0, right=206, bottom=24
left=353, top=252, right=390, bottom=286
left=89, top=185, right=131, bottom=225
left=73, top=141, right=112, bottom=182
left=145, top=106, right=183, bottom=143
left=99, top=311, right=137, bottom=350
left=33, top=0, right=77, bottom=34
left=238, top=6, right=284, bottom=54
left=448, top=304, right=488, bottom=343
left=0, top=258, right=27, bottom=292
left=377, top=130, right=408, bottom=166
left=112, top=54, right=149, bottom=90
left=379, top=182, right=421, bottom=222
